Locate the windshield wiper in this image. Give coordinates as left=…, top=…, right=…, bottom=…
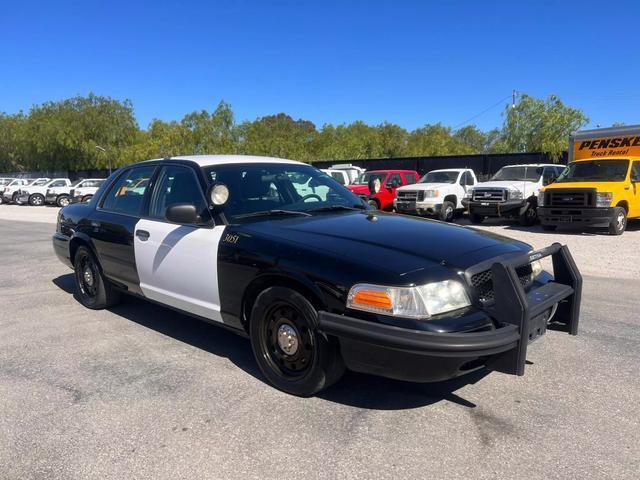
left=307, top=204, right=366, bottom=213
left=234, top=209, right=312, bottom=219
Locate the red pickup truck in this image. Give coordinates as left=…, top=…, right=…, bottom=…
left=347, top=170, right=420, bottom=210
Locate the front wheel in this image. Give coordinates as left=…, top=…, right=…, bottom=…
left=518, top=203, right=538, bottom=226
left=56, top=195, right=70, bottom=207
left=29, top=194, right=45, bottom=206
left=81, top=195, right=93, bottom=203
left=249, top=286, right=344, bottom=396
left=439, top=201, right=455, bottom=222
left=608, top=207, right=627, bottom=235
left=367, top=199, right=379, bottom=209
left=12, top=192, right=19, bottom=203
left=74, top=246, right=121, bottom=309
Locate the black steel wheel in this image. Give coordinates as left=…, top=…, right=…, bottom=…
left=249, top=286, right=344, bottom=396
left=73, top=246, right=121, bottom=309
left=12, top=192, right=19, bottom=203
left=518, top=203, right=538, bottom=226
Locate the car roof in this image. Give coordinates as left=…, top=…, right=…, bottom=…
left=161, top=155, right=304, bottom=167
left=365, top=169, right=418, bottom=173
left=428, top=168, right=469, bottom=173
left=500, top=164, right=560, bottom=168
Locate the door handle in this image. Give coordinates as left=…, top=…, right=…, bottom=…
left=135, top=229, right=150, bottom=241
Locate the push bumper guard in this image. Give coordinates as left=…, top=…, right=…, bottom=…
left=467, top=199, right=526, bottom=217
left=538, top=206, right=615, bottom=228
left=318, top=243, right=581, bottom=380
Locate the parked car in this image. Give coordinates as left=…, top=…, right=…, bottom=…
left=348, top=169, right=420, bottom=210
left=539, top=125, right=640, bottom=235
left=321, top=168, right=350, bottom=186
left=16, top=178, right=71, bottom=206
left=53, top=155, right=582, bottom=397
left=462, top=164, right=565, bottom=225
left=0, top=178, right=15, bottom=204
left=2, top=178, right=49, bottom=204
left=394, top=168, right=477, bottom=221
left=45, top=178, right=106, bottom=206
left=325, top=163, right=365, bottom=184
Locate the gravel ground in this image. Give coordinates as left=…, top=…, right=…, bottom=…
left=1, top=205, right=639, bottom=479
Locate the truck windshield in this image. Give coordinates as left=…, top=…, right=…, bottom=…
left=491, top=166, right=543, bottom=182
left=556, top=159, right=629, bottom=182
left=204, top=163, right=364, bottom=221
left=353, top=172, right=387, bottom=185
left=419, top=171, right=458, bottom=184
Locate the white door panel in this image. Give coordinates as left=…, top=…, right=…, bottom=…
left=134, top=219, right=226, bottom=322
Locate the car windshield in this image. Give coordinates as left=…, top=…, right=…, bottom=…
left=491, top=166, right=543, bottom=182
left=0, top=179, right=12, bottom=186
left=204, top=163, right=364, bottom=221
left=420, top=171, right=458, bottom=184
left=556, top=159, right=629, bottom=182
left=31, top=179, right=49, bottom=186
left=353, top=172, right=387, bottom=185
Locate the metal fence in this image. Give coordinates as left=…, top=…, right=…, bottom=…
left=0, top=169, right=112, bottom=182
left=312, top=152, right=568, bottom=180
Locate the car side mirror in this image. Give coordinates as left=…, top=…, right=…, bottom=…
left=165, top=203, right=201, bottom=225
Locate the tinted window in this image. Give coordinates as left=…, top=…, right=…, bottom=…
left=631, top=161, right=640, bottom=182
left=405, top=173, right=417, bottom=184
left=556, top=160, right=629, bottom=182
left=101, top=166, right=155, bottom=215
left=421, top=171, right=458, bottom=184
left=149, top=165, right=208, bottom=219
left=462, top=171, right=475, bottom=186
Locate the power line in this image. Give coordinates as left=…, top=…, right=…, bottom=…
left=452, top=93, right=516, bottom=131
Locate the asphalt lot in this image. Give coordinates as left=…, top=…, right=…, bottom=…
left=1, top=205, right=639, bottom=479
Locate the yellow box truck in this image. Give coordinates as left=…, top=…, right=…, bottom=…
left=538, top=125, right=640, bottom=235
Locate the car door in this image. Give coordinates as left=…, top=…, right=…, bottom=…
left=133, top=164, right=227, bottom=322
left=630, top=161, right=640, bottom=218
left=91, top=165, right=156, bottom=294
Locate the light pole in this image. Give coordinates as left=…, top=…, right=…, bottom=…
left=95, top=145, right=112, bottom=176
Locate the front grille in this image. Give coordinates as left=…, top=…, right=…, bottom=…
left=547, top=189, right=595, bottom=207
left=472, top=188, right=506, bottom=202
left=397, top=191, right=418, bottom=201
left=470, top=263, right=534, bottom=303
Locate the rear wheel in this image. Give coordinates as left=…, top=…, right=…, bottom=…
left=56, top=195, right=70, bottom=207
left=469, top=212, right=484, bottom=224
left=73, top=246, right=121, bottom=309
left=249, top=286, right=344, bottom=396
left=81, top=195, right=93, bottom=203
left=12, top=192, right=19, bottom=203
left=29, top=193, right=45, bottom=206
left=439, top=201, right=455, bottom=222
left=608, top=207, right=627, bottom=235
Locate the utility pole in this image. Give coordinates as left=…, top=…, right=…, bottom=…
left=512, top=89, right=517, bottom=109
left=95, top=145, right=112, bottom=176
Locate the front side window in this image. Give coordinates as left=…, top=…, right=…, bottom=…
left=556, top=160, right=629, bottom=183
left=31, top=179, right=48, bottom=187
left=204, top=163, right=362, bottom=221
left=491, top=166, right=543, bottom=182
left=101, top=166, right=155, bottom=215
left=387, top=173, right=402, bottom=187
left=149, top=165, right=208, bottom=220
left=420, top=171, right=458, bottom=184
left=49, top=180, right=68, bottom=188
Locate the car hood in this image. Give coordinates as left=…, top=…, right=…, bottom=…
left=396, top=182, right=452, bottom=192
left=474, top=180, right=536, bottom=190
left=242, top=211, right=531, bottom=278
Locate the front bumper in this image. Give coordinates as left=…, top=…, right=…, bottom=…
left=538, top=206, right=615, bottom=228
left=318, top=244, right=581, bottom=383
left=395, top=199, right=442, bottom=215
left=466, top=199, right=526, bottom=217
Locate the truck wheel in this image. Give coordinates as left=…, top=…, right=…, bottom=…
left=0, top=195, right=4, bottom=205
left=469, top=212, right=484, bottom=224
left=56, top=195, right=70, bottom=207
left=12, top=192, right=19, bottom=203
left=28, top=194, right=45, bottom=206
left=608, top=207, right=627, bottom=235
left=73, top=246, right=121, bottom=309
left=249, top=286, right=344, bottom=396
left=367, top=199, right=379, bottom=209
left=439, top=201, right=455, bottom=222
left=518, top=203, right=538, bottom=226
left=542, top=225, right=557, bottom=231
left=81, top=195, right=93, bottom=203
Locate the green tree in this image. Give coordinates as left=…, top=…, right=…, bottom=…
left=453, top=125, right=487, bottom=153
left=238, top=113, right=316, bottom=161
left=0, top=112, right=28, bottom=172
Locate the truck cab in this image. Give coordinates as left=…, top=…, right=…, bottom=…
left=347, top=169, right=420, bottom=210
left=394, top=168, right=477, bottom=221
left=538, top=125, right=640, bottom=235
left=463, top=164, right=564, bottom=226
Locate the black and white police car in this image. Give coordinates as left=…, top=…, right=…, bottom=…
left=53, top=155, right=582, bottom=396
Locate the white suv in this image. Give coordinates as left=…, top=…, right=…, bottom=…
left=2, top=178, right=49, bottom=204
left=16, top=178, right=71, bottom=206
left=462, top=164, right=565, bottom=226
left=394, top=169, right=477, bottom=221
left=45, top=178, right=105, bottom=207
left=69, top=178, right=105, bottom=203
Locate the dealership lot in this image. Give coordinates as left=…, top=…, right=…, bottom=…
left=1, top=205, right=639, bottom=479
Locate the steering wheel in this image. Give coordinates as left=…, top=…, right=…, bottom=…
left=301, top=193, right=322, bottom=202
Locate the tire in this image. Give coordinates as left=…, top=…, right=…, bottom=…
left=608, top=207, right=627, bottom=236
left=12, top=192, right=19, bottom=203
left=518, top=203, right=538, bottom=226
left=439, top=201, right=455, bottom=222
left=469, top=212, right=484, bottom=224
left=0, top=195, right=4, bottom=205
left=73, top=246, right=121, bottom=309
left=367, top=199, right=379, bottom=209
left=249, top=286, right=344, bottom=396
left=28, top=193, right=45, bottom=206
left=81, top=195, right=93, bottom=203
left=542, top=225, right=557, bottom=231
left=56, top=195, right=70, bottom=207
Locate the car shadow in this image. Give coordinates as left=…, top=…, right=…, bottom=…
left=53, top=273, right=489, bottom=410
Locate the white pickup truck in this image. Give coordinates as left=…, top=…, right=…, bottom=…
left=45, top=178, right=106, bottom=207
left=16, top=178, right=71, bottom=206
left=462, top=164, right=565, bottom=226
left=1, top=178, right=50, bottom=204
left=393, top=168, right=477, bottom=221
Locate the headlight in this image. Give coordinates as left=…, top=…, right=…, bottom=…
left=347, top=280, right=471, bottom=318
left=423, top=190, right=439, bottom=198
left=537, top=191, right=545, bottom=206
left=596, top=192, right=613, bottom=208
left=509, top=189, right=523, bottom=200
left=530, top=259, right=543, bottom=279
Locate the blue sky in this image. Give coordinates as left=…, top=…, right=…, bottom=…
left=1, top=0, right=637, bottom=131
